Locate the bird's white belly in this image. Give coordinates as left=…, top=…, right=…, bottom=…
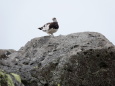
left=47, top=28, right=58, bottom=34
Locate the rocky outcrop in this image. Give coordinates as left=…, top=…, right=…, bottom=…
left=0, top=32, right=115, bottom=86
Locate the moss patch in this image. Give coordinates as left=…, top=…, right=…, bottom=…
left=6, top=74, right=14, bottom=86
left=58, top=84, right=60, bottom=86
left=0, top=71, right=14, bottom=86
left=11, top=73, right=21, bottom=83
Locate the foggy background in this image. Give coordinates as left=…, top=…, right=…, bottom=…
left=0, top=0, right=115, bottom=50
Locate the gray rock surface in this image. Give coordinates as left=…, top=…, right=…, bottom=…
left=0, top=49, right=16, bottom=59
left=0, top=32, right=115, bottom=86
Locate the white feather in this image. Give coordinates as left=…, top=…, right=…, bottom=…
left=42, top=24, right=50, bottom=32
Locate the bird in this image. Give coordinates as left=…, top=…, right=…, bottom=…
left=38, top=17, right=59, bottom=36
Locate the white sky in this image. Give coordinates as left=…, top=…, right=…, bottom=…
left=0, top=0, right=115, bottom=50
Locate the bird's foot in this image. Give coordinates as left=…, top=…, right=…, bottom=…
left=49, top=34, right=54, bottom=37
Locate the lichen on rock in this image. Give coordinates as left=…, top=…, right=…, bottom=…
left=0, top=71, right=14, bottom=86
left=11, top=73, right=21, bottom=83
left=0, top=70, right=24, bottom=86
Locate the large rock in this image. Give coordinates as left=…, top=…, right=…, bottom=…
left=0, top=32, right=115, bottom=86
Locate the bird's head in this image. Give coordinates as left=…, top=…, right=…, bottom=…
left=52, top=17, right=57, bottom=22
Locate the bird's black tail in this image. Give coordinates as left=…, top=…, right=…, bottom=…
left=38, top=27, right=42, bottom=30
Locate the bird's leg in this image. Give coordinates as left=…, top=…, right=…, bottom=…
left=48, top=34, right=51, bottom=36
left=50, top=33, right=54, bottom=37
left=48, top=33, right=51, bottom=36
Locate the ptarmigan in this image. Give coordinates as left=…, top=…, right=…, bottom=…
left=38, top=18, right=59, bottom=36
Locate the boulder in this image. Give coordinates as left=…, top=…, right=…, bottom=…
left=0, top=32, right=115, bottom=86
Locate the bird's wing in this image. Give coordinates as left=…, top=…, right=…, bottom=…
left=42, top=23, right=51, bottom=32
left=49, top=22, right=59, bottom=29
